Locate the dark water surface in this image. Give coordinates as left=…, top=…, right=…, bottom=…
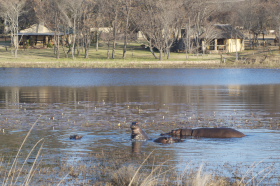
left=0, top=68, right=280, bottom=185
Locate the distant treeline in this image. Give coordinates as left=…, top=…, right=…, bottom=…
left=0, top=0, right=279, bottom=59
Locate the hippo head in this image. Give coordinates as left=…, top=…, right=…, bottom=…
left=130, top=122, right=142, bottom=137
left=165, top=137, right=175, bottom=143
left=69, top=135, right=83, bottom=140
left=154, top=137, right=174, bottom=144
left=130, top=122, right=140, bottom=131
left=160, top=137, right=174, bottom=144
left=130, top=122, right=150, bottom=140
left=170, top=129, right=182, bottom=136
left=154, top=136, right=184, bottom=144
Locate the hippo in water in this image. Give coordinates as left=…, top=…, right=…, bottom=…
left=130, top=122, right=150, bottom=140
left=162, top=127, right=245, bottom=138
left=70, top=135, right=83, bottom=140
left=154, top=137, right=184, bottom=144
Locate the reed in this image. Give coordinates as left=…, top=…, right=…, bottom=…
left=106, top=152, right=276, bottom=186
left=2, top=116, right=45, bottom=186
left=237, top=160, right=275, bottom=185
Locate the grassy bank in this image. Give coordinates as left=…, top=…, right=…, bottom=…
left=1, top=42, right=280, bottom=68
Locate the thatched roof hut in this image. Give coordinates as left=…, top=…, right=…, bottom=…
left=200, top=24, right=245, bottom=53
left=200, top=24, right=244, bottom=39
left=18, top=24, right=63, bottom=47
left=19, top=24, right=56, bottom=36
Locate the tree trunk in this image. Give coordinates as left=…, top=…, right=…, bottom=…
left=84, top=32, right=91, bottom=58
left=112, top=18, right=117, bottom=59
left=56, top=35, right=60, bottom=59
left=61, top=35, right=68, bottom=58
left=107, top=40, right=110, bottom=59
left=166, top=48, right=170, bottom=59
left=96, top=30, right=100, bottom=51
left=71, top=18, right=76, bottom=59
left=159, top=49, right=163, bottom=61
left=12, top=12, right=19, bottom=58
left=123, top=0, right=131, bottom=59
left=279, top=26, right=280, bottom=51
left=123, top=39, right=127, bottom=59
left=54, top=12, right=60, bottom=59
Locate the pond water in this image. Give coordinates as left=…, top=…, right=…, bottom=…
left=0, top=68, right=280, bottom=185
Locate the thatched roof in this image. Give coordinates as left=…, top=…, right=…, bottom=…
left=18, top=24, right=63, bottom=36
left=200, top=24, right=244, bottom=39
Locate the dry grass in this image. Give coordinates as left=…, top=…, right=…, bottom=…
left=2, top=117, right=45, bottom=186
left=103, top=150, right=275, bottom=186
left=3, top=41, right=279, bottom=68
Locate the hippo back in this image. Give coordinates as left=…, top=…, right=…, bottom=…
left=192, top=128, right=245, bottom=138
left=180, top=129, right=193, bottom=136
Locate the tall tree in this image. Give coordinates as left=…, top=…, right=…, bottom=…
left=133, top=0, right=182, bottom=60
left=160, top=0, right=183, bottom=59
left=269, top=0, right=280, bottom=50
left=0, top=0, right=26, bottom=57
left=58, top=0, right=84, bottom=59
left=80, top=0, right=97, bottom=58
left=33, top=0, right=64, bottom=59
left=99, top=0, right=123, bottom=59
left=122, top=0, right=132, bottom=59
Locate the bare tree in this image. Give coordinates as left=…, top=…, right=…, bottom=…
left=181, top=0, right=216, bottom=56
left=98, top=0, right=121, bottom=59
left=184, top=19, right=193, bottom=59
left=92, top=0, right=104, bottom=52
left=269, top=0, right=280, bottom=50
left=80, top=0, right=97, bottom=58
left=192, top=0, right=215, bottom=54
left=160, top=0, right=183, bottom=59
left=33, top=0, right=65, bottom=59
left=58, top=0, right=84, bottom=59
left=122, top=0, right=132, bottom=59
left=133, top=0, right=182, bottom=60
left=200, top=23, right=217, bottom=54
left=0, top=0, right=26, bottom=57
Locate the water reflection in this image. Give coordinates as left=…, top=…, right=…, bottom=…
left=1, top=85, right=280, bottom=118
left=132, top=141, right=145, bottom=154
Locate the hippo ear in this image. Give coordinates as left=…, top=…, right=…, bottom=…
left=173, top=129, right=181, bottom=135
left=132, top=121, right=138, bottom=125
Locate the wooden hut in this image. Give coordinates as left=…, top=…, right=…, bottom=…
left=200, top=24, right=244, bottom=53
left=18, top=24, right=62, bottom=48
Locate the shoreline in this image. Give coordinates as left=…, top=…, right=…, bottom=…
left=1, top=60, right=280, bottom=69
